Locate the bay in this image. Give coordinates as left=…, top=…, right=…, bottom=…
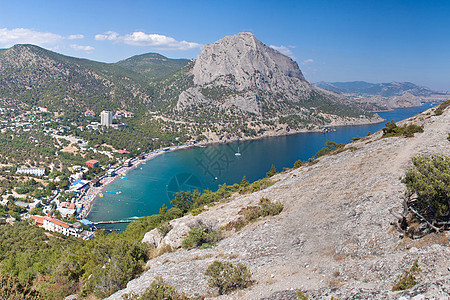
left=87, top=104, right=435, bottom=225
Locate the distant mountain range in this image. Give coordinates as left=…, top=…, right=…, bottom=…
left=315, top=81, right=449, bottom=110
left=315, top=81, right=444, bottom=97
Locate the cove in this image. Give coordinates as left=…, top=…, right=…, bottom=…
left=87, top=104, right=435, bottom=225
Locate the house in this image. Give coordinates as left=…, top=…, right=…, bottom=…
left=32, top=215, right=44, bottom=226
left=70, top=179, right=89, bottom=191
left=84, top=109, right=96, bottom=117
left=42, top=216, right=81, bottom=238
left=106, top=169, right=115, bottom=177
left=86, top=160, right=99, bottom=168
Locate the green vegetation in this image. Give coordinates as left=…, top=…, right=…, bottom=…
left=182, top=226, right=220, bottom=249
left=225, top=197, right=283, bottom=231
left=392, top=260, right=421, bottom=291
left=266, top=164, right=277, bottom=177
left=122, top=276, right=189, bottom=300
left=401, top=155, right=450, bottom=222
left=314, top=140, right=346, bottom=158
left=382, top=121, right=424, bottom=138
left=435, top=100, right=450, bottom=115
left=205, top=261, right=253, bottom=295
left=0, top=221, right=149, bottom=299
left=296, top=291, right=310, bottom=300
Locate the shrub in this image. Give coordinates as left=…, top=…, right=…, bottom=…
left=401, top=155, right=450, bottom=219
left=123, top=276, right=189, bottom=300
left=225, top=198, right=283, bottom=231
left=204, top=261, right=253, bottom=295
left=182, top=226, right=220, bottom=249
left=435, top=100, right=450, bottom=115
left=293, top=160, right=303, bottom=169
left=382, top=121, right=424, bottom=138
left=266, top=164, right=277, bottom=177
left=157, top=222, right=173, bottom=238
left=392, top=260, right=421, bottom=291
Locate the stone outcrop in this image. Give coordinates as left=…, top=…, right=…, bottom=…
left=109, top=103, right=449, bottom=299
left=176, top=32, right=368, bottom=122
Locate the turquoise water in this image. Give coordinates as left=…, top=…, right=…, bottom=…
left=87, top=104, right=435, bottom=225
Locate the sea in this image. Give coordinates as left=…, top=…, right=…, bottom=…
left=87, top=103, right=436, bottom=229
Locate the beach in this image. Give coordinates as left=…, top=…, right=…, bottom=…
left=77, top=145, right=194, bottom=219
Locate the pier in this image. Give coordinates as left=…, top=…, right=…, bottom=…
left=92, top=219, right=134, bottom=225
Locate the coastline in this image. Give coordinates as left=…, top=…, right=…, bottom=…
left=78, top=145, right=194, bottom=219
left=78, top=117, right=385, bottom=221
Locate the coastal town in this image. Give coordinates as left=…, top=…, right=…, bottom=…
left=0, top=105, right=197, bottom=239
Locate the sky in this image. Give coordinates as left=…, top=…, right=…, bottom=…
left=0, top=0, right=449, bottom=90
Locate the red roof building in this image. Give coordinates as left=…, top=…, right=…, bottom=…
left=86, top=159, right=99, bottom=168
left=84, top=109, right=96, bottom=117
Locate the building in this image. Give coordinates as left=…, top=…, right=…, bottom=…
left=86, top=159, right=99, bottom=168
left=114, top=110, right=134, bottom=119
left=42, top=216, right=81, bottom=238
left=16, top=167, right=46, bottom=176
left=106, top=169, right=115, bottom=177
left=84, top=109, right=96, bottom=117
left=100, top=111, right=113, bottom=127
left=70, top=179, right=89, bottom=191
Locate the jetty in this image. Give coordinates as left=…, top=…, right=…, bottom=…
left=92, top=219, right=133, bottom=225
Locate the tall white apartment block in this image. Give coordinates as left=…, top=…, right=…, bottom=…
left=100, top=111, right=113, bottom=127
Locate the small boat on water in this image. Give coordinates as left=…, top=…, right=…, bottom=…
left=235, top=146, right=241, bottom=156
left=99, top=193, right=104, bottom=198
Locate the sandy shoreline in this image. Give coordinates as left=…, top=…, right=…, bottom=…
left=78, top=145, right=194, bottom=219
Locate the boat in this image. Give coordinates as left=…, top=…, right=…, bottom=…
left=235, top=146, right=241, bottom=156
left=99, top=193, right=104, bottom=198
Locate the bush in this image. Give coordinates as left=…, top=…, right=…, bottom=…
left=435, top=100, right=450, bottom=115
left=123, top=276, right=189, bottom=300
left=157, top=222, right=173, bottom=238
left=205, top=261, right=253, bottom=295
left=266, top=164, right=277, bottom=178
left=382, top=121, right=424, bottom=138
left=402, top=155, right=450, bottom=219
left=293, top=160, right=303, bottom=169
left=225, top=198, right=283, bottom=231
left=392, top=260, right=421, bottom=291
left=182, top=226, right=220, bottom=249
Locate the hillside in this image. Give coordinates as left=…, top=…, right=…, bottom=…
left=0, top=44, right=153, bottom=113
left=316, top=81, right=450, bottom=110
left=109, top=104, right=450, bottom=299
left=116, top=53, right=190, bottom=81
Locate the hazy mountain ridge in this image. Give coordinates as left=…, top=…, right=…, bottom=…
left=316, top=81, right=450, bottom=110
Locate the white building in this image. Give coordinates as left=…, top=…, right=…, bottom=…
left=100, top=111, right=113, bottom=127
left=16, top=167, right=46, bottom=176
left=43, top=216, right=81, bottom=238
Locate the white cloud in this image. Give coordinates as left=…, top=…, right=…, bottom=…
left=70, top=44, right=94, bottom=52
left=95, top=31, right=120, bottom=41
left=0, top=28, right=64, bottom=47
left=95, top=31, right=202, bottom=50
left=301, top=59, right=314, bottom=65
left=270, top=45, right=295, bottom=58
left=68, top=34, right=84, bottom=40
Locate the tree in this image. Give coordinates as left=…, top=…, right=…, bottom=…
left=266, top=164, right=277, bottom=178
left=397, top=155, right=450, bottom=233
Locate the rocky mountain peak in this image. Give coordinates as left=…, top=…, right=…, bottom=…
left=192, top=32, right=305, bottom=89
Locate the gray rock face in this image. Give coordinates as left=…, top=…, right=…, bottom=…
left=192, top=32, right=305, bottom=89
left=176, top=33, right=338, bottom=115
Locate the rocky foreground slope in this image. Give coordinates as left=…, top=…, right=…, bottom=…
left=109, top=105, right=449, bottom=299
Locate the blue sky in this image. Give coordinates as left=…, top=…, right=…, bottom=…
left=0, top=0, right=448, bottom=90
